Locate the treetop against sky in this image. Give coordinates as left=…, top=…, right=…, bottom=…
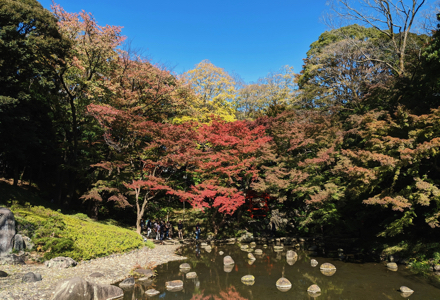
left=36, top=0, right=438, bottom=83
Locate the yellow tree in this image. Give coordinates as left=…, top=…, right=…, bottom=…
left=175, top=60, right=237, bottom=123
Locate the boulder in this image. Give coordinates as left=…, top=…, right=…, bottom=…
left=186, top=272, right=197, bottom=279
left=22, top=236, right=34, bottom=250
left=223, top=256, right=234, bottom=265
left=51, top=277, right=123, bottom=300
left=165, top=280, right=183, bottom=292
left=248, top=253, right=256, bottom=260
left=134, top=268, right=154, bottom=278
left=254, top=249, right=263, bottom=255
left=22, top=272, right=42, bottom=283
left=0, top=208, right=15, bottom=255
left=307, top=284, right=321, bottom=294
left=45, top=257, right=77, bottom=268
left=241, top=275, right=255, bottom=286
left=276, top=277, right=292, bottom=292
left=387, top=262, right=398, bottom=271
left=145, top=289, right=160, bottom=296
left=0, top=270, right=8, bottom=277
left=89, top=272, right=104, bottom=278
left=13, top=234, right=24, bottom=251
left=286, top=250, right=298, bottom=260
left=311, top=259, right=318, bottom=267
left=434, top=265, right=440, bottom=272
left=119, top=277, right=135, bottom=288
left=219, top=251, right=224, bottom=255
left=0, top=253, right=25, bottom=265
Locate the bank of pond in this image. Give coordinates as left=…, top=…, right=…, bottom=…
left=117, top=240, right=440, bottom=299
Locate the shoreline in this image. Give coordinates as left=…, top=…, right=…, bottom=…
left=0, top=244, right=186, bottom=300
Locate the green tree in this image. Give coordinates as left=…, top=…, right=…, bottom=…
left=0, top=0, right=69, bottom=185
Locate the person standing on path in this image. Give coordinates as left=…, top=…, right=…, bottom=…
left=195, top=223, right=201, bottom=241
left=178, top=220, right=183, bottom=239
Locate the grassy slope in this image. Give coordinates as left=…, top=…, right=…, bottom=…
left=0, top=180, right=152, bottom=261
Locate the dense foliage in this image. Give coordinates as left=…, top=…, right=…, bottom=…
left=1, top=0, right=440, bottom=263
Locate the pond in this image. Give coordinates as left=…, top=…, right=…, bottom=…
left=119, top=242, right=440, bottom=299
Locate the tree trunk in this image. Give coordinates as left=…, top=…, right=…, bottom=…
left=13, top=165, right=19, bottom=186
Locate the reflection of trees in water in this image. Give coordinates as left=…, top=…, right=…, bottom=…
left=190, top=287, right=248, bottom=300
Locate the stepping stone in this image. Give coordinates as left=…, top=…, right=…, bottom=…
left=119, top=277, right=135, bottom=288
left=276, top=277, right=292, bottom=292
left=186, top=272, right=197, bottom=279
left=219, top=251, right=224, bottom=255
left=400, top=286, right=414, bottom=297
left=241, top=275, right=255, bottom=286
left=307, top=284, right=321, bottom=294
left=311, top=259, right=318, bottom=267
left=387, top=262, right=398, bottom=271
left=179, top=263, right=191, bottom=270
left=223, top=256, right=234, bottom=265
left=145, top=289, right=160, bottom=296
left=248, top=253, right=256, bottom=260
left=166, top=280, right=183, bottom=292
left=254, top=249, right=263, bottom=255
left=320, top=263, right=336, bottom=276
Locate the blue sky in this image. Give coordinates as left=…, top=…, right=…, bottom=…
left=37, top=0, right=432, bottom=83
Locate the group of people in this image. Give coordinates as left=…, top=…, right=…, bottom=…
left=140, top=219, right=203, bottom=243
left=140, top=219, right=185, bottom=244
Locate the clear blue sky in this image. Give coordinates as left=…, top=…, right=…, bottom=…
left=37, top=0, right=430, bottom=83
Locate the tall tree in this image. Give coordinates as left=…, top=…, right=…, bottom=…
left=0, top=0, right=69, bottom=185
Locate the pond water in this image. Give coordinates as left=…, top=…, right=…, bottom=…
left=120, top=242, right=440, bottom=299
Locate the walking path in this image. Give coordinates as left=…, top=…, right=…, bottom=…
left=0, top=244, right=186, bottom=300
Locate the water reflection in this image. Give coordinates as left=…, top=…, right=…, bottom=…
left=119, top=243, right=440, bottom=300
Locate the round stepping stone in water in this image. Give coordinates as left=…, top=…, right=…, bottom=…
left=179, top=263, right=191, bottom=271
left=241, top=275, right=255, bottom=286
left=254, top=249, right=263, bottom=255
left=263, top=244, right=268, bottom=248
left=311, top=259, right=318, bottom=267
left=286, top=257, right=297, bottom=266
left=223, top=255, right=235, bottom=265
left=89, top=272, right=104, bottom=278
left=166, top=280, right=183, bottom=292
left=248, top=253, right=256, bottom=260
left=145, top=289, right=160, bottom=296
left=250, top=242, right=256, bottom=248
left=387, top=262, right=398, bottom=271
left=320, top=263, right=336, bottom=276
left=286, top=250, right=298, bottom=260
left=224, top=264, right=234, bottom=273
left=307, top=284, right=321, bottom=294
left=219, top=251, right=224, bottom=255
left=276, top=277, right=292, bottom=292
left=400, top=286, right=414, bottom=297
left=186, top=272, right=197, bottom=279
left=248, top=259, right=255, bottom=265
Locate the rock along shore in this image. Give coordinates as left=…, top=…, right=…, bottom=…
left=0, top=244, right=185, bottom=300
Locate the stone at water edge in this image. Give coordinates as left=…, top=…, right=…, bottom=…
left=387, top=262, right=398, bottom=270
left=119, top=277, right=135, bottom=288
left=248, top=253, right=256, bottom=260
left=166, top=280, right=184, bottom=292
left=145, top=289, right=160, bottom=296
left=307, top=284, right=321, bottom=294
left=255, top=249, right=263, bottom=255
left=250, top=242, right=256, bottom=248
left=134, top=268, right=155, bottom=278
left=51, top=277, right=123, bottom=300
left=224, top=264, right=234, bottom=273
left=276, top=277, right=292, bottom=292
left=0, top=207, right=15, bottom=255
left=219, top=251, right=224, bottom=255
left=22, top=272, right=42, bottom=283
left=223, top=255, right=234, bottom=265
left=186, top=272, right=197, bottom=279
left=311, top=259, right=318, bottom=267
